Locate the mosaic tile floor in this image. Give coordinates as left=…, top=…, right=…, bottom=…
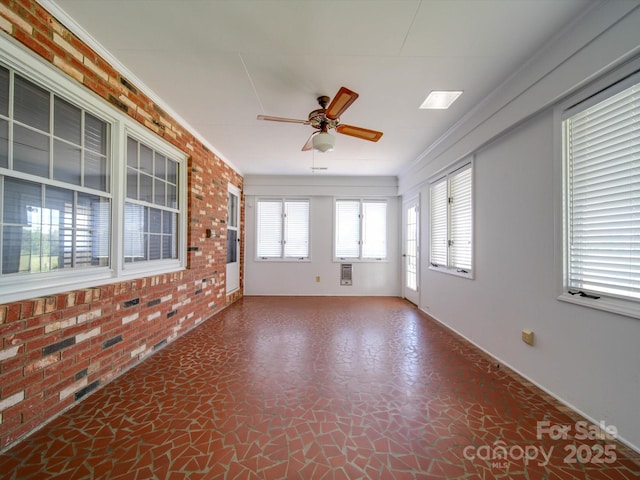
left=0, top=296, right=638, bottom=479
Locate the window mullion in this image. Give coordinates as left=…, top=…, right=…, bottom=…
left=281, top=206, right=286, bottom=258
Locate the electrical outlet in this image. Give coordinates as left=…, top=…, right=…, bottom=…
left=315, top=276, right=320, bottom=283
left=521, top=329, right=535, bottom=346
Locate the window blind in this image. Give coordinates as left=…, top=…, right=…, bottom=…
left=256, top=199, right=309, bottom=259
left=362, top=201, right=387, bottom=259
left=429, top=179, right=447, bottom=266
left=256, top=200, right=282, bottom=258
left=284, top=200, right=309, bottom=258
left=335, top=200, right=360, bottom=258
left=565, top=79, right=640, bottom=299
left=450, top=167, right=472, bottom=270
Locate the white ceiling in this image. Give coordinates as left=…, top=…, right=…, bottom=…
left=48, top=0, right=596, bottom=177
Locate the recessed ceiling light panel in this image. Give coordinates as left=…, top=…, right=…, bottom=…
left=420, top=90, right=463, bottom=109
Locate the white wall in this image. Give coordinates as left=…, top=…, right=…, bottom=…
left=399, top=2, right=640, bottom=451
left=244, top=176, right=401, bottom=296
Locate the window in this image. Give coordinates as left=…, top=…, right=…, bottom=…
left=562, top=72, right=640, bottom=307
left=125, top=137, right=179, bottom=263
left=0, top=38, right=187, bottom=303
left=0, top=67, right=111, bottom=277
left=335, top=199, right=387, bottom=260
left=429, top=161, right=473, bottom=277
left=256, top=198, right=309, bottom=260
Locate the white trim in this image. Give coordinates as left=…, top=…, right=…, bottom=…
left=555, top=57, right=640, bottom=320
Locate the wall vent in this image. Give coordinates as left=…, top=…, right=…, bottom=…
left=340, top=263, right=353, bottom=286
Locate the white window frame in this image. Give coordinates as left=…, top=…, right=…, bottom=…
left=255, top=197, right=310, bottom=261
left=428, top=158, right=474, bottom=279
left=119, top=127, right=186, bottom=276
left=333, top=198, right=388, bottom=262
left=556, top=61, right=640, bottom=320
left=0, top=34, right=187, bottom=303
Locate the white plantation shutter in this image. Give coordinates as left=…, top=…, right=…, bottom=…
left=429, top=179, right=447, bottom=266
left=362, top=201, right=387, bottom=259
left=564, top=78, right=640, bottom=299
left=429, top=161, right=473, bottom=275
left=335, top=200, right=360, bottom=258
left=450, top=167, right=472, bottom=271
left=284, top=200, right=309, bottom=258
left=256, top=200, right=282, bottom=258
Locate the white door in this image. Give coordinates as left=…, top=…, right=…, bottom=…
left=403, top=196, right=420, bottom=305
left=226, top=184, right=240, bottom=294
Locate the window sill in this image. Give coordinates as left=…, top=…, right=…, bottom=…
left=428, top=265, right=473, bottom=279
left=558, top=292, right=640, bottom=320
left=333, top=258, right=388, bottom=263
left=255, top=257, right=311, bottom=263
left=0, top=268, right=115, bottom=304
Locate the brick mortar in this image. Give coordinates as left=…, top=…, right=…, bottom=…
left=0, top=1, right=244, bottom=451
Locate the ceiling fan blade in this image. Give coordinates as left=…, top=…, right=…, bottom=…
left=336, top=124, right=383, bottom=142
left=325, top=87, right=359, bottom=120
left=257, top=114, right=309, bottom=125
left=302, top=131, right=318, bottom=151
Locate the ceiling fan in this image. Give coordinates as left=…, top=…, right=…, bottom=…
left=257, top=86, right=383, bottom=152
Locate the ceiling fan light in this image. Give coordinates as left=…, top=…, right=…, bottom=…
left=312, top=132, right=335, bottom=152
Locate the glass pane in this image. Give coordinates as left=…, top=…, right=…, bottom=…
left=124, top=203, right=145, bottom=261
left=284, top=200, right=309, bottom=258
left=86, top=195, right=110, bottom=265
left=126, top=167, right=138, bottom=199
left=167, top=159, right=177, bottom=184
left=44, top=186, right=74, bottom=271
left=85, top=113, right=107, bottom=154
left=149, top=234, right=161, bottom=260
left=14, top=125, right=50, bottom=178
left=127, top=136, right=138, bottom=167
left=227, top=229, right=237, bottom=263
left=85, top=151, right=107, bottom=192
left=53, top=139, right=81, bottom=185
left=0, top=66, right=8, bottom=116
left=54, top=97, right=81, bottom=144
left=0, top=119, right=8, bottom=169
left=335, top=200, right=360, bottom=258
left=155, top=153, right=166, bottom=179
left=430, top=180, right=448, bottom=266
left=227, top=192, right=238, bottom=228
left=154, top=178, right=165, bottom=206
left=167, top=184, right=177, bottom=209
left=162, top=211, right=175, bottom=235
left=162, top=235, right=175, bottom=259
left=2, top=178, right=41, bottom=274
left=14, top=75, right=50, bottom=132
left=362, top=202, right=387, bottom=259
left=139, top=173, right=153, bottom=203
left=140, top=144, right=153, bottom=174
left=449, top=168, right=472, bottom=270
left=77, top=193, right=109, bottom=267
left=256, top=200, right=282, bottom=258
left=149, top=208, right=161, bottom=233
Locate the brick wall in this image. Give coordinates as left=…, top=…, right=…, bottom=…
left=0, top=0, right=243, bottom=450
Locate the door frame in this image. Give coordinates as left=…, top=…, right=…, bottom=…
left=226, top=183, right=241, bottom=294
left=402, top=194, right=420, bottom=305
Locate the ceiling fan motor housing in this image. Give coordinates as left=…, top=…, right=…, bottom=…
left=308, top=109, right=339, bottom=130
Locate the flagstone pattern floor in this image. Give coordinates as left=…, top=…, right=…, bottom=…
left=0, top=296, right=638, bottom=479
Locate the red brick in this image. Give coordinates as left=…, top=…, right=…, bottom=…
left=0, top=0, right=243, bottom=449
left=3, top=370, right=43, bottom=398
